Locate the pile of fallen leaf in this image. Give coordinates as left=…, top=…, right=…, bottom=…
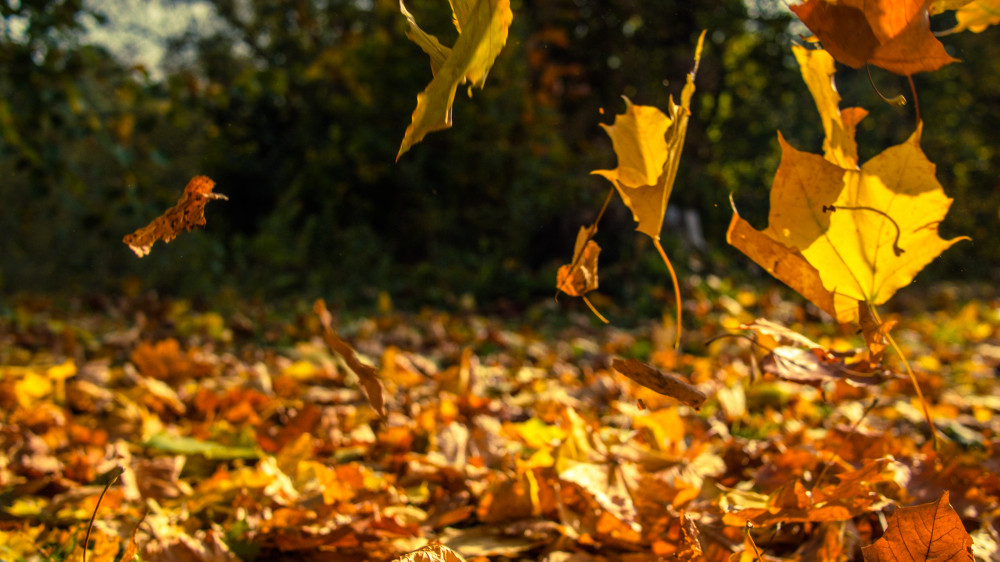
left=0, top=285, right=997, bottom=561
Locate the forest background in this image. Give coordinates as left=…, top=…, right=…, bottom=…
left=1, top=0, right=998, bottom=310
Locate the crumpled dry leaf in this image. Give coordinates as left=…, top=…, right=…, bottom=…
left=612, top=358, right=707, bottom=409
left=556, top=229, right=601, bottom=298
left=315, top=299, right=386, bottom=418
left=721, top=457, right=907, bottom=527
left=392, top=542, right=467, bottom=562
left=123, top=175, right=228, bottom=257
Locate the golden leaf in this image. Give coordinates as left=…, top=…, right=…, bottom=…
left=592, top=30, right=705, bottom=242
left=397, top=0, right=513, bottom=159
left=728, top=47, right=967, bottom=323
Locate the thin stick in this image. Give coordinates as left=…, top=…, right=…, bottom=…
left=823, top=204, right=905, bottom=256
left=813, top=398, right=879, bottom=486
left=653, top=238, right=682, bottom=348
left=83, top=466, right=123, bottom=562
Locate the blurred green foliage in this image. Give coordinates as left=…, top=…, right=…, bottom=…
left=1, top=0, right=997, bottom=308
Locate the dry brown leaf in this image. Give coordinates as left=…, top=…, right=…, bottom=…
left=392, top=542, right=467, bottom=562
left=556, top=233, right=601, bottom=298
left=314, top=299, right=386, bottom=418
left=859, top=303, right=897, bottom=368
left=123, top=175, right=228, bottom=257
left=861, top=491, right=974, bottom=561
left=612, top=358, right=707, bottom=410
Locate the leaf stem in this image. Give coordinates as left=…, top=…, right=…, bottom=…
left=907, top=74, right=921, bottom=124
left=746, top=521, right=763, bottom=560
left=866, top=64, right=906, bottom=107
left=870, top=304, right=939, bottom=450
left=653, top=237, right=682, bottom=348
left=583, top=296, right=609, bottom=324
left=823, top=204, right=905, bottom=256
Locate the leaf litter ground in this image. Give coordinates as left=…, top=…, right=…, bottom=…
left=0, top=283, right=998, bottom=561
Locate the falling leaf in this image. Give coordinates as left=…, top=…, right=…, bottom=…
left=123, top=175, right=228, bottom=257
left=861, top=491, right=974, bottom=561
left=592, top=30, right=706, bottom=344
left=556, top=229, right=601, bottom=298
left=556, top=226, right=607, bottom=323
left=741, top=317, right=895, bottom=383
left=612, top=358, right=707, bottom=410
left=859, top=302, right=897, bottom=368
left=790, top=0, right=958, bottom=75
left=728, top=47, right=968, bottom=324
left=940, top=0, right=1000, bottom=33
left=592, top=31, right=705, bottom=242
left=314, top=299, right=386, bottom=418
left=792, top=45, right=868, bottom=169
left=397, top=0, right=513, bottom=159
left=392, top=542, right=467, bottom=562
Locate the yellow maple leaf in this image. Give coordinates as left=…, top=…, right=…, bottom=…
left=592, top=30, right=705, bottom=242
left=591, top=30, right=706, bottom=345
left=728, top=47, right=967, bottom=324
left=397, top=0, right=513, bottom=159
left=942, top=0, right=1000, bottom=33
left=792, top=46, right=868, bottom=169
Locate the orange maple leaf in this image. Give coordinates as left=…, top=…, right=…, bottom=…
left=861, top=491, right=974, bottom=561
left=123, top=175, right=228, bottom=257
left=791, top=0, right=958, bottom=75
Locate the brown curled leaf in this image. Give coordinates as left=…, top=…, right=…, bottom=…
left=612, top=358, right=706, bottom=410
left=314, top=299, right=386, bottom=419
left=123, top=175, right=228, bottom=257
